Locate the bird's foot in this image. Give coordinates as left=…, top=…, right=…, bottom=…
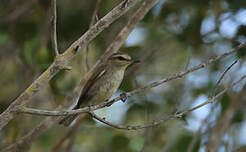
left=88, top=104, right=93, bottom=111
left=121, top=0, right=129, bottom=9
left=120, top=93, right=127, bottom=103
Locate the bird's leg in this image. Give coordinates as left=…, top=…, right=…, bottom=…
left=120, top=92, right=127, bottom=103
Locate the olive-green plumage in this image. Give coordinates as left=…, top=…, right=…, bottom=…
left=59, top=53, right=139, bottom=126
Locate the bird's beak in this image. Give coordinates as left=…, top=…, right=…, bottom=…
left=131, top=59, right=141, bottom=64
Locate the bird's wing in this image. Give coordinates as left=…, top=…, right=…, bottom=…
left=74, top=65, right=107, bottom=109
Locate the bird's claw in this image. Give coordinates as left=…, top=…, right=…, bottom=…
left=120, top=93, right=127, bottom=103
left=88, top=104, right=93, bottom=111
left=121, top=0, right=129, bottom=9
left=175, top=111, right=183, bottom=118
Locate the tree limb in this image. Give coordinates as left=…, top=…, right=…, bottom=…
left=1, top=1, right=157, bottom=151
left=0, top=0, right=142, bottom=131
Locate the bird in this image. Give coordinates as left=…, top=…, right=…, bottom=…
left=59, top=52, right=140, bottom=126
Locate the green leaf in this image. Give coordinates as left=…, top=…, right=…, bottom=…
left=0, top=32, right=7, bottom=45
left=23, top=37, right=40, bottom=66
left=220, top=93, right=230, bottom=114
left=36, top=47, right=52, bottom=71
left=232, top=110, right=244, bottom=124
left=111, top=134, right=130, bottom=151
left=169, top=132, right=200, bottom=152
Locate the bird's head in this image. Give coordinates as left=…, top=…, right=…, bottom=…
left=108, top=53, right=140, bottom=68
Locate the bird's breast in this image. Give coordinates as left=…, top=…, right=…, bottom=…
left=86, top=69, right=124, bottom=105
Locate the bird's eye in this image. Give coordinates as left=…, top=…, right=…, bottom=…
left=118, top=56, right=126, bottom=60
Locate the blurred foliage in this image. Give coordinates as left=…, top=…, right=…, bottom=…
left=0, top=0, right=246, bottom=152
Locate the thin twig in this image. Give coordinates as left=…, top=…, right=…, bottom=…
left=212, top=60, right=238, bottom=95
left=89, top=112, right=128, bottom=129
left=51, top=0, right=59, bottom=56
left=85, top=0, right=102, bottom=71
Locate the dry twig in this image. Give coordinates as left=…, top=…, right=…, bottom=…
left=51, top=0, right=59, bottom=56
left=212, top=60, right=238, bottom=95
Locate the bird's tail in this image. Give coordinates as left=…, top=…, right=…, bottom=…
left=59, top=114, right=78, bottom=127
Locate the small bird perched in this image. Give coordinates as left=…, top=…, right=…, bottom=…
left=59, top=52, right=140, bottom=126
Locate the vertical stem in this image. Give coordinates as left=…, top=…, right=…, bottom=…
left=51, top=0, right=59, bottom=56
